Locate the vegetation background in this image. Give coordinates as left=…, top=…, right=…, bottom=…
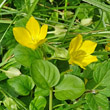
left=0, top=0, right=110, bottom=110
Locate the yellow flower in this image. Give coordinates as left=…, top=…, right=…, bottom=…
left=13, top=16, right=48, bottom=50
left=105, top=43, right=110, bottom=51
left=68, top=34, right=98, bottom=69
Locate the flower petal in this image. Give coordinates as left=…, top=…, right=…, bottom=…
left=26, top=16, right=40, bottom=41
left=13, top=27, right=32, bottom=44
left=69, top=57, right=85, bottom=69
left=69, top=50, right=97, bottom=69
left=80, top=40, right=97, bottom=54
left=81, top=55, right=98, bottom=67
left=38, top=24, right=48, bottom=41
left=69, top=50, right=87, bottom=69
left=13, top=27, right=35, bottom=49
left=35, top=39, right=47, bottom=48
left=69, top=34, right=82, bottom=55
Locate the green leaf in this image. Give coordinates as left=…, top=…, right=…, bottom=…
left=85, top=93, right=109, bottom=110
left=15, top=17, right=28, bottom=27
left=83, top=63, right=99, bottom=79
left=2, top=48, right=14, bottom=62
left=99, top=86, right=110, bottom=97
left=14, top=44, right=42, bottom=67
left=86, top=79, right=97, bottom=90
left=55, top=74, right=85, bottom=100
left=7, top=75, right=35, bottom=96
left=29, top=96, right=46, bottom=110
left=93, top=60, right=110, bottom=87
left=51, top=48, right=68, bottom=60
left=0, top=81, right=18, bottom=97
left=0, top=73, right=7, bottom=81
left=82, top=0, right=110, bottom=12
left=85, top=93, right=98, bottom=110
left=13, top=0, right=25, bottom=9
left=31, top=60, right=60, bottom=89
left=3, top=97, right=18, bottom=110
left=1, top=27, right=17, bottom=49
left=35, top=87, right=49, bottom=97
left=95, top=94, right=109, bottom=110
left=0, top=106, right=5, bottom=110
left=69, top=65, right=81, bottom=77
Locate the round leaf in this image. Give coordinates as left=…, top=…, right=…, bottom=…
left=14, top=44, right=43, bottom=67
left=29, top=96, right=46, bottom=110
left=7, top=75, right=35, bottom=96
left=31, top=60, right=60, bottom=89
left=55, top=74, right=85, bottom=100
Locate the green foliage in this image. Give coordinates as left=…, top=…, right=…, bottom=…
left=13, top=0, right=25, bottom=9
left=15, top=17, right=28, bottom=27
left=31, top=59, right=60, bottom=89
left=1, top=27, right=17, bottom=49
left=82, top=0, right=110, bottom=12
left=14, top=44, right=43, bottom=67
left=1, top=0, right=110, bottom=109
left=0, top=73, right=7, bottom=81
left=3, top=97, right=18, bottom=110
left=85, top=93, right=109, bottom=110
left=7, top=75, right=35, bottom=96
left=55, top=74, right=85, bottom=100
left=29, top=96, right=47, bottom=110
left=93, top=60, right=110, bottom=87
left=35, top=87, right=49, bottom=97
left=2, top=48, right=14, bottom=62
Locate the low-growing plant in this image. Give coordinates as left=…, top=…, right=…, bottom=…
left=0, top=0, right=110, bottom=110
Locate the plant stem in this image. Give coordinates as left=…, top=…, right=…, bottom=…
left=0, top=0, right=6, bottom=8
left=64, top=0, right=68, bottom=19
left=0, top=88, right=7, bottom=97
left=49, top=88, right=53, bottom=110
